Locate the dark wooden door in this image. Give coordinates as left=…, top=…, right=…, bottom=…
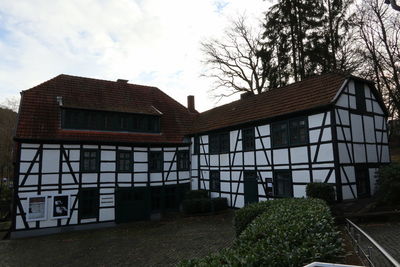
left=355, top=165, right=370, bottom=198
left=115, top=187, right=150, bottom=223
left=244, top=171, right=258, bottom=205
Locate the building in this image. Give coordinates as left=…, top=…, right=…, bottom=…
left=12, top=72, right=390, bottom=237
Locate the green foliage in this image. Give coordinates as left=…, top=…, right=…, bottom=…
left=184, top=190, right=208, bottom=200
left=183, top=197, right=228, bottom=214
left=377, top=163, right=400, bottom=205
left=233, top=201, right=271, bottom=237
left=211, top=198, right=228, bottom=212
left=180, top=199, right=343, bottom=267
left=306, top=183, right=336, bottom=205
left=0, top=183, right=12, bottom=202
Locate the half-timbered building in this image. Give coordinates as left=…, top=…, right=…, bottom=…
left=12, top=72, right=390, bottom=237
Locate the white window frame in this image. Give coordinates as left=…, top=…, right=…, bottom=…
left=26, top=195, right=48, bottom=222
left=50, top=194, right=71, bottom=219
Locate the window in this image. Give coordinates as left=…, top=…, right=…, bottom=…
left=209, top=171, right=220, bottom=191
left=149, top=151, right=163, bottom=172
left=209, top=132, right=230, bottom=154
left=272, top=122, right=288, bottom=147
left=81, top=149, right=99, bottom=172
left=177, top=150, right=190, bottom=171
left=274, top=170, right=293, bottom=197
left=117, top=151, right=132, bottom=172
left=272, top=117, right=308, bottom=148
left=27, top=196, right=47, bottom=221
left=62, top=108, right=160, bottom=133
left=193, top=136, right=200, bottom=155
left=242, top=128, right=255, bottom=151
left=79, top=188, right=99, bottom=219
left=355, top=81, right=366, bottom=112
left=289, top=118, right=308, bottom=145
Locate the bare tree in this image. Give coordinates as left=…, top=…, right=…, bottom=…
left=201, top=16, right=268, bottom=99
left=355, top=0, right=400, bottom=118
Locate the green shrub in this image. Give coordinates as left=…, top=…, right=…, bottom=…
left=185, top=190, right=209, bottom=200
left=377, top=163, right=400, bottom=205
left=211, top=197, right=228, bottom=212
left=182, top=198, right=212, bottom=214
left=306, top=182, right=335, bottom=204
left=233, top=200, right=271, bottom=237
left=180, top=199, right=343, bottom=267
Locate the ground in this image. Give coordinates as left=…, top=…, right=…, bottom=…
left=361, top=222, right=400, bottom=263
left=0, top=211, right=235, bottom=267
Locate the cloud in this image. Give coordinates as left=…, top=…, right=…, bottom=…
left=0, top=0, right=268, bottom=111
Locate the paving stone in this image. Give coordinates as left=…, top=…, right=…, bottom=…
left=360, top=223, right=400, bottom=266
left=0, top=210, right=235, bottom=266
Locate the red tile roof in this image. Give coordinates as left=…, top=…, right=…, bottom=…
left=15, top=74, right=197, bottom=145
left=190, top=72, right=347, bottom=134
left=15, top=72, right=353, bottom=144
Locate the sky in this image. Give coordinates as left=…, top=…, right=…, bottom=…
left=0, top=0, right=269, bottom=112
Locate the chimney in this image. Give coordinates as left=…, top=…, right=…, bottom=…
left=187, top=95, right=196, bottom=112
left=240, top=91, right=254, bottom=100
left=117, top=79, right=129, bottom=83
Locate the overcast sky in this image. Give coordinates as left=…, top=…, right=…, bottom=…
left=0, top=0, right=269, bottom=112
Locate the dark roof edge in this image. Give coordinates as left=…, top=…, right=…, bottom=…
left=14, top=137, right=190, bottom=147
left=189, top=104, right=333, bottom=136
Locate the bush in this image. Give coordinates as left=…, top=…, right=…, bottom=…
left=376, top=163, right=400, bottom=205
left=306, top=182, right=335, bottom=204
left=211, top=197, right=228, bottom=212
left=183, top=197, right=228, bottom=214
left=180, top=199, right=343, bottom=267
left=182, top=198, right=212, bottom=214
left=233, top=201, right=271, bottom=236
left=185, top=190, right=209, bottom=200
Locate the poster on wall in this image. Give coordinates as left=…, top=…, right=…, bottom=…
left=51, top=195, right=70, bottom=219
left=27, top=196, right=47, bottom=221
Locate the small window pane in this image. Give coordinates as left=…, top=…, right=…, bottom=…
left=272, top=122, right=288, bottom=147
left=220, top=133, right=230, bottom=153
left=149, top=151, right=163, bottom=172
left=242, top=128, right=255, bottom=151
left=355, top=81, right=366, bottom=112
left=209, top=134, right=219, bottom=154
left=193, top=136, right=200, bottom=154
left=290, top=118, right=308, bottom=145
left=177, top=150, right=189, bottom=171
left=274, top=171, right=292, bottom=197
left=117, top=151, right=132, bottom=172
left=81, top=149, right=99, bottom=172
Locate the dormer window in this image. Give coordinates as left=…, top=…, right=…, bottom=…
left=61, top=108, right=160, bottom=133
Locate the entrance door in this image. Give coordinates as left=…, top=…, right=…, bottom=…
left=244, top=171, right=258, bottom=205
left=115, top=187, right=150, bottom=223
left=355, top=165, right=370, bottom=198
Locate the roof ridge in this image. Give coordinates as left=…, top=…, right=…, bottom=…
left=198, top=72, right=347, bottom=116
left=58, top=74, right=159, bottom=90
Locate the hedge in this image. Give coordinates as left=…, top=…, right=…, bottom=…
left=306, top=183, right=336, bottom=205
left=180, top=198, right=342, bottom=267
left=182, top=197, right=228, bottom=214
left=185, top=190, right=209, bottom=200
left=233, top=200, right=271, bottom=236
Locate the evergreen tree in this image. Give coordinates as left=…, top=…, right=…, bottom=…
left=260, top=0, right=356, bottom=87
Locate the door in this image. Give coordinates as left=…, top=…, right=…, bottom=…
left=355, top=165, right=370, bottom=198
left=115, top=187, right=150, bottom=223
left=244, top=171, right=258, bottom=205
